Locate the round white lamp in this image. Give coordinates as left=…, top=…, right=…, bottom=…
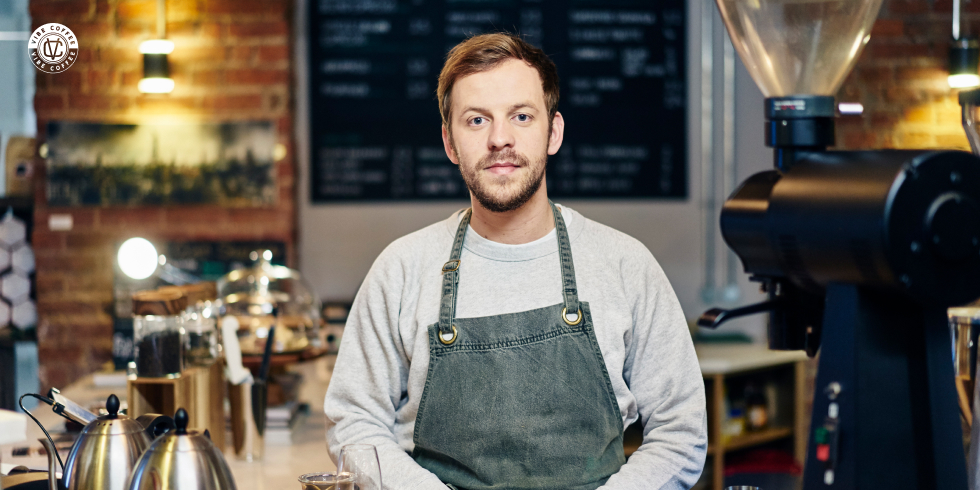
left=117, top=237, right=159, bottom=280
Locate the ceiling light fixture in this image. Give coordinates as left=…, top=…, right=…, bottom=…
left=138, top=0, right=173, bottom=94
left=949, top=0, right=980, bottom=88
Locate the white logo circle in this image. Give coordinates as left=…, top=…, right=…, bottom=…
left=28, top=23, right=78, bottom=74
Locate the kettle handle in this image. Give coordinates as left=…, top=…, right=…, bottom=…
left=135, top=413, right=176, bottom=439
left=39, top=437, right=63, bottom=490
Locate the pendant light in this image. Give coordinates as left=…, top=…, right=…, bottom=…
left=949, top=0, right=980, bottom=88
left=138, top=0, right=173, bottom=94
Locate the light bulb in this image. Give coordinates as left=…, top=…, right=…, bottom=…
left=118, top=237, right=159, bottom=280
left=139, top=40, right=174, bottom=54
left=138, top=77, right=175, bottom=93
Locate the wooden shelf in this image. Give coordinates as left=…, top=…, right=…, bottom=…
left=698, top=346, right=808, bottom=490
left=722, top=426, right=793, bottom=452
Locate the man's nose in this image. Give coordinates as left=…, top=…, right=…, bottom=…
left=487, top=120, right=515, bottom=151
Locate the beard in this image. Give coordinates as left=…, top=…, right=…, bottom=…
left=457, top=147, right=547, bottom=213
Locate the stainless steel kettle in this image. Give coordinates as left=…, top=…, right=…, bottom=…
left=127, top=408, right=237, bottom=490
left=41, top=394, right=173, bottom=490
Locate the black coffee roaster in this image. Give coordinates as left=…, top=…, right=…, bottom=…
left=698, top=94, right=980, bottom=489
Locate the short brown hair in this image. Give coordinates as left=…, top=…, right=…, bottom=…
left=437, top=33, right=559, bottom=133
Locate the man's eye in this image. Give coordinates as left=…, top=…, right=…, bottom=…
left=471, top=117, right=485, bottom=125
left=515, top=114, right=529, bottom=122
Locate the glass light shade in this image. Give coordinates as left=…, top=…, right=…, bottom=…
left=138, top=77, right=175, bottom=93
left=950, top=74, right=980, bottom=89
left=139, top=39, right=174, bottom=54
left=118, top=237, right=158, bottom=280
left=715, top=0, right=884, bottom=97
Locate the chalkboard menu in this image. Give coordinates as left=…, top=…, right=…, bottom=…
left=308, top=0, right=686, bottom=202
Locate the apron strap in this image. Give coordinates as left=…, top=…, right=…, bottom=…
left=438, top=204, right=582, bottom=340
left=551, top=201, right=581, bottom=322
left=438, top=208, right=472, bottom=341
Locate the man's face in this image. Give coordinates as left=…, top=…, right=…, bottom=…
left=442, top=58, right=564, bottom=213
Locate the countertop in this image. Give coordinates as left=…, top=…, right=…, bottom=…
left=2, top=343, right=807, bottom=488
left=1, top=355, right=338, bottom=490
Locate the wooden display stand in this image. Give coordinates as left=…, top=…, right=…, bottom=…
left=127, top=360, right=226, bottom=451
left=695, top=344, right=809, bottom=490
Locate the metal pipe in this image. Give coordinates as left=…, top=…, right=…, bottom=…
left=700, top=0, right=717, bottom=304
left=722, top=29, right=741, bottom=303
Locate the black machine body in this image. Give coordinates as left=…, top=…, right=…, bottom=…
left=698, top=95, right=980, bottom=489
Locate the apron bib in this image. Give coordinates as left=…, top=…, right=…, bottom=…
left=412, top=202, right=625, bottom=490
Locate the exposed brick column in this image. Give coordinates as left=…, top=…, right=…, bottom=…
left=837, top=0, right=971, bottom=150
left=29, top=0, right=297, bottom=389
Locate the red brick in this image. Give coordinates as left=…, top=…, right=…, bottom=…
left=98, top=207, right=165, bottom=227
left=229, top=21, right=288, bottom=37
left=63, top=274, right=113, bottom=292
left=167, top=0, right=201, bottom=20
left=884, top=87, right=927, bottom=104
left=69, top=20, right=114, bottom=39
left=36, top=274, right=65, bottom=293
left=117, top=20, right=154, bottom=39
left=200, top=22, right=224, bottom=38
left=204, top=0, right=285, bottom=15
left=870, top=112, right=902, bottom=127
left=116, top=0, right=155, bottom=20
left=84, top=68, right=115, bottom=90
left=936, top=133, right=970, bottom=148
left=226, top=68, right=288, bottom=85
left=31, top=0, right=94, bottom=19
left=46, top=71, right=83, bottom=91
left=35, top=94, right=66, bottom=111
left=121, top=69, right=142, bottom=87
left=32, top=230, right=66, bottom=250
left=166, top=22, right=199, bottom=38
left=133, top=97, right=199, bottom=113
left=202, top=94, right=263, bottom=110
left=172, top=46, right=225, bottom=63
left=888, top=0, right=930, bottom=14
left=69, top=94, right=124, bottom=110
left=228, top=208, right=286, bottom=223
left=230, top=46, right=254, bottom=61
left=35, top=254, right=101, bottom=272
left=896, top=67, right=947, bottom=83
left=188, top=69, right=220, bottom=86
left=871, top=19, right=904, bottom=38
left=97, top=46, right=137, bottom=63
left=868, top=43, right=932, bottom=59
left=65, top=232, right=113, bottom=249
left=257, top=45, right=289, bottom=62
left=165, top=206, right=230, bottom=224
left=893, top=132, right=933, bottom=148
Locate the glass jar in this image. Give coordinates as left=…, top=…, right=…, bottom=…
left=161, top=283, right=219, bottom=367
left=132, top=290, right=187, bottom=378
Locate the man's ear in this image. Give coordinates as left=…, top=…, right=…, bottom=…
left=442, top=125, right=459, bottom=165
left=547, top=112, right=565, bottom=156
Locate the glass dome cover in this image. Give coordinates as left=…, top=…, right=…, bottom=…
left=716, top=0, right=884, bottom=97
left=217, top=251, right=322, bottom=354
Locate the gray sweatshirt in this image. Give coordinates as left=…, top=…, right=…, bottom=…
left=324, top=205, right=707, bottom=490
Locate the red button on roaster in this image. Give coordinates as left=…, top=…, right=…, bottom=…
left=816, top=444, right=830, bottom=462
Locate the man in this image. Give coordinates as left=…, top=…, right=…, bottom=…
left=324, top=33, right=706, bottom=490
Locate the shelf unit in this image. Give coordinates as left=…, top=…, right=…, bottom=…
left=698, top=344, right=809, bottom=490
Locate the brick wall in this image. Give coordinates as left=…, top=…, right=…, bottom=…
left=837, top=0, right=972, bottom=149
left=30, top=0, right=296, bottom=389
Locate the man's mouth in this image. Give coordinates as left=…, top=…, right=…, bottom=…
left=486, top=162, right=520, bottom=175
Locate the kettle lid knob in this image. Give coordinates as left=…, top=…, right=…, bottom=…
left=106, top=394, right=120, bottom=419
left=174, top=408, right=189, bottom=434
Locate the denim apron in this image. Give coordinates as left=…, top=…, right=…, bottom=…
left=411, top=202, right=626, bottom=490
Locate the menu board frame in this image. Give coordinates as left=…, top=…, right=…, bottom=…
left=307, top=0, right=688, bottom=202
